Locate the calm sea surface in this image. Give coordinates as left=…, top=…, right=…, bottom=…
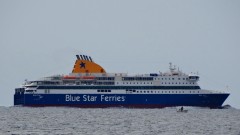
left=0, top=106, right=240, bottom=135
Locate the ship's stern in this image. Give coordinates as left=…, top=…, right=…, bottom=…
left=14, top=88, right=25, bottom=105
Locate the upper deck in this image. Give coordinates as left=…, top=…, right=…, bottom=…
left=22, top=54, right=200, bottom=89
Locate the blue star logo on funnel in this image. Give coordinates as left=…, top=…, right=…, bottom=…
left=80, top=62, right=86, bottom=69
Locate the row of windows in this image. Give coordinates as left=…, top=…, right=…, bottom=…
left=122, top=77, right=153, bottom=81
left=95, top=77, right=115, bottom=80
left=120, top=82, right=153, bottom=85
left=189, top=76, right=199, bottom=80
left=97, top=89, right=111, bottom=92
left=127, top=90, right=200, bottom=94
left=119, top=82, right=195, bottom=85
left=126, top=89, right=136, bottom=92
left=38, top=86, right=201, bottom=90
left=75, top=81, right=115, bottom=85
left=161, top=82, right=195, bottom=85
left=155, top=78, right=188, bottom=80
left=25, top=90, right=37, bottom=93
left=30, top=81, right=60, bottom=85
left=94, top=82, right=114, bottom=85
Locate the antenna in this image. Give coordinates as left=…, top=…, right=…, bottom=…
left=169, top=62, right=176, bottom=72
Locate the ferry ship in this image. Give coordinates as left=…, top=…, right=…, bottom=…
left=14, top=54, right=229, bottom=108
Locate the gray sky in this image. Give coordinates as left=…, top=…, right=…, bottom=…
left=0, top=0, right=239, bottom=108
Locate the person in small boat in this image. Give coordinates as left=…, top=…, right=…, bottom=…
left=180, top=106, right=183, bottom=111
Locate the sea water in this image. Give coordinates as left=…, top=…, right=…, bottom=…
left=0, top=106, right=240, bottom=135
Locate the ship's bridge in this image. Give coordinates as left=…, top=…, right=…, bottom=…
left=188, top=74, right=200, bottom=81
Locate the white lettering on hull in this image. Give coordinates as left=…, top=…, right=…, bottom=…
left=101, top=95, right=125, bottom=102
left=83, top=95, right=97, bottom=102
left=65, top=95, right=80, bottom=102
left=65, top=95, right=126, bottom=102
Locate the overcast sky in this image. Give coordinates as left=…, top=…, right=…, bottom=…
left=0, top=0, right=239, bottom=108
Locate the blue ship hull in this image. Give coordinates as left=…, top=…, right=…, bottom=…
left=14, top=93, right=229, bottom=108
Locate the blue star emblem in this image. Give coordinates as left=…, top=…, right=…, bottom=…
left=80, top=62, right=86, bottom=69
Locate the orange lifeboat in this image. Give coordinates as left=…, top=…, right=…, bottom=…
left=63, top=76, right=78, bottom=79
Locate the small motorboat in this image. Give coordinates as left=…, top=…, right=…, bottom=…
left=177, top=107, right=188, bottom=113
left=177, top=109, right=188, bottom=113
